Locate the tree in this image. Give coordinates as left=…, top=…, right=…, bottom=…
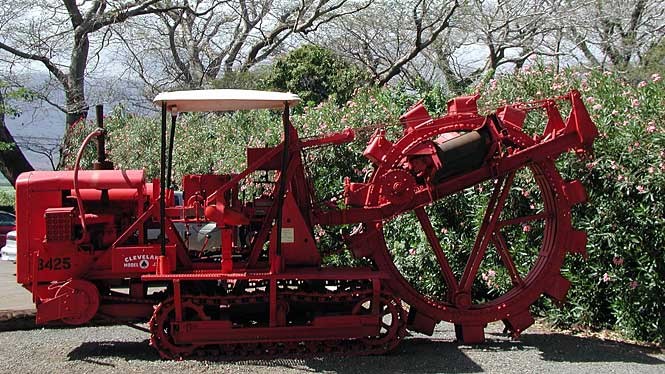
left=118, top=0, right=373, bottom=93
left=16, top=137, right=61, bottom=171
left=467, top=1, right=565, bottom=72
left=264, top=44, right=370, bottom=106
left=427, top=0, right=572, bottom=89
left=426, top=0, right=664, bottom=89
left=313, top=0, right=459, bottom=86
left=639, top=38, right=665, bottom=75
left=565, top=0, right=664, bottom=69
left=0, top=1, right=184, bottom=171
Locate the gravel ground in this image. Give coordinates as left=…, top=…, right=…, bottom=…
left=0, top=321, right=662, bottom=374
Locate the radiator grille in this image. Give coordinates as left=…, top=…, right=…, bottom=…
left=45, top=207, right=74, bottom=242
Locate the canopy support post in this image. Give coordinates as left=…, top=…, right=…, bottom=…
left=160, top=102, right=167, bottom=258
left=274, top=102, right=291, bottom=273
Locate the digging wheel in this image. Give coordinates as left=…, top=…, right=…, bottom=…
left=363, top=124, right=587, bottom=343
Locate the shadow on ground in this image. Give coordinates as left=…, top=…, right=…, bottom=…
left=67, top=331, right=664, bottom=372
left=67, top=338, right=484, bottom=372
left=68, top=340, right=159, bottom=367
left=516, top=331, right=663, bottom=364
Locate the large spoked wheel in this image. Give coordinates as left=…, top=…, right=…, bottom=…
left=149, top=298, right=209, bottom=359
left=366, top=128, right=582, bottom=343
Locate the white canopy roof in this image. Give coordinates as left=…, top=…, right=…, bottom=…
left=153, top=89, right=301, bottom=113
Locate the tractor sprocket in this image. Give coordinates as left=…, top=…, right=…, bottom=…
left=352, top=294, right=407, bottom=351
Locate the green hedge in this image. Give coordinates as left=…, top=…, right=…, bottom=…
left=473, top=68, right=664, bottom=343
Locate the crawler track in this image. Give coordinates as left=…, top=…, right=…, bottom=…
left=149, top=281, right=407, bottom=360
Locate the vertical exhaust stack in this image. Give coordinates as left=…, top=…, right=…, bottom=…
left=93, top=104, right=114, bottom=170
left=93, top=104, right=113, bottom=205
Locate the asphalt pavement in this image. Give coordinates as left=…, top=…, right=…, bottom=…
left=0, top=261, right=34, bottom=313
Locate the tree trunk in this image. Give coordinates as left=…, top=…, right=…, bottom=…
left=57, top=32, right=90, bottom=170
left=0, top=91, right=34, bottom=185
left=64, top=85, right=88, bottom=127
left=58, top=85, right=88, bottom=170
left=65, top=32, right=89, bottom=127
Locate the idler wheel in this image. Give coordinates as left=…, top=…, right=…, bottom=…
left=55, top=279, right=100, bottom=325
left=149, top=297, right=209, bottom=359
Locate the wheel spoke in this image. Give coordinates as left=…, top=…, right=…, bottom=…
left=414, top=207, right=458, bottom=298
left=497, top=212, right=548, bottom=229
left=491, top=231, right=523, bottom=287
left=459, top=172, right=515, bottom=294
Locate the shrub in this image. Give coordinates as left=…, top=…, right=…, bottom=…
left=0, top=187, right=14, bottom=207
left=473, top=66, right=664, bottom=343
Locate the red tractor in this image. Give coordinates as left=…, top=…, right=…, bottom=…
left=15, top=89, right=597, bottom=359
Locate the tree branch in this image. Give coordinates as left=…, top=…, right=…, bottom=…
left=377, top=0, right=458, bottom=85
left=62, top=0, right=84, bottom=28
left=0, top=41, right=69, bottom=90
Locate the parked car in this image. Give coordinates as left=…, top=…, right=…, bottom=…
left=0, top=230, right=16, bottom=262
left=0, top=210, right=15, bottom=248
